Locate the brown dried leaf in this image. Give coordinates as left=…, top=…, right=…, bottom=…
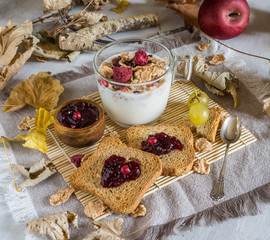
left=84, top=201, right=107, bottom=219
left=0, top=47, right=34, bottom=91
left=193, top=54, right=236, bottom=91
left=198, top=43, right=210, bottom=52
left=50, top=188, right=75, bottom=206
left=18, top=116, right=32, bottom=130
left=27, top=211, right=78, bottom=240
left=226, top=83, right=240, bottom=108
left=209, top=54, right=226, bottom=65
left=36, top=56, right=50, bottom=62
left=83, top=217, right=124, bottom=240
left=193, top=158, right=210, bottom=175
left=43, top=0, right=72, bottom=12
left=2, top=72, right=64, bottom=112
left=0, top=20, right=32, bottom=65
left=23, top=35, right=80, bottom=62
left=73, top=11, right=106, bottom=28
left=12, top=158, right=56, bottom=187
left=205, top=83, right=225, bottom=96
left=131, top=204, right=147, bottom=217
left=194, top=138, right=212, bottom=153
left=263, top=98, right=270, bottom=117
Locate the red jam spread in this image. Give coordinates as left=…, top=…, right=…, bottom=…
left=57, top=102, right=99, bottom=129
left=141, top=132, right=183, bottom=156
left=100, top=155, right=141, bottom=188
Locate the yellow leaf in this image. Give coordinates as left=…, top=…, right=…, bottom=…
left=2, top=72, right=64, bottom=112
left=1, top=108, right=53, bottom=153
left=112, top=0, right=130, bottom=14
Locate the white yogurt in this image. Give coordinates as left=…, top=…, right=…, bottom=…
left=97, top=53, right=172, bottom=127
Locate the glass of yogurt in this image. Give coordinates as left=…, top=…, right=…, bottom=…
left=93, top=38, right=193, bottom=128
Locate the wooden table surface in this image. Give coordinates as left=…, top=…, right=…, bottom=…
left=0, top=0, right=269, bottom=239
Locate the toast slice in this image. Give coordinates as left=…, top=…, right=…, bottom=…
left=69, top=137, right=162, bottom=215
left=126, top=124, right=195, bottom=176
left=180, top=107, right=222, bottom=142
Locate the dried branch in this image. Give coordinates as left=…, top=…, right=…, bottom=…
left=58, top=13, right=160, bottom=51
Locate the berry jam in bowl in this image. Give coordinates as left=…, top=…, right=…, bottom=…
left=53, top=99, right=105, bottom=147
left=93, top=38, right=193, bottom=128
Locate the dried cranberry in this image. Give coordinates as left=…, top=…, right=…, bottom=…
left=70, top=154, right=84, bottom=168
left=141, top=132, right=183, bottom=156
left=101, top=155, right=141, bottom=188
left=113, top=67, right=133, bottom=83
left=57, top=102, right=99, bottom=129
left=133, top=50, right=149, bottom=66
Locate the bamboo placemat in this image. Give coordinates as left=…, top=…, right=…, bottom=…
left=30, top=81, right=257, bottom=220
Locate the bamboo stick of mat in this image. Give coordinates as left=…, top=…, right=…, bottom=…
left=58, top=13, right=160, bottom=51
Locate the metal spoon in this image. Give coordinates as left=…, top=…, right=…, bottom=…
left=210, top=115, right=242, bottom=201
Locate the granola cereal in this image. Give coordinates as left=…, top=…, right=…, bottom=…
left=131, top=204, right=147, bottom=217
left=195, top=138, right=212, bottom=153
left=193, top=158, right=210, bottom=175
left=198, top=43, right=211, bottom=52
left=99, top=50, right=167, bottom=92
left=18, top=116, right=32, bottom=130
left=84, top=201, right=107, bottom=219
left=209, top=54, right=226, bottom=65
left=50, top=188, right=75, bottom=206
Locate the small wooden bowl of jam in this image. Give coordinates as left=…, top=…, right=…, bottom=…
left=53, top=99, right=105, bottom=147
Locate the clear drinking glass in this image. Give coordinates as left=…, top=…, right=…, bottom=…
left=93, top=38, right=193, bottom=128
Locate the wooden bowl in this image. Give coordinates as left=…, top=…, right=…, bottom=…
left=53, top=99, right=105, bottom=148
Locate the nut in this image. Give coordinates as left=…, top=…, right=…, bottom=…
left=84, top=201, right=107, bottom=219
left=50, top=188, right=75, bottom=206
left=209, top=54, right=226, bottom=65
left=131, top=204, right=147, bottom=217
left=18, top=116, right=32, bottom=130
left=193, top=158, right=210, bottom=175
left=198, top=43, right=210, bottom=52
left=109, top=131, right=120, bottom=138
left=195, top=138, right=212, bottom=153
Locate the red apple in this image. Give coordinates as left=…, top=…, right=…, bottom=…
left=198, top=0, right=250, bottom=40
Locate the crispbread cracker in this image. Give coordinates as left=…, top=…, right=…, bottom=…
left=126, top=124, right=195, bottom=176
left=70, top=137, right=162, bottom=215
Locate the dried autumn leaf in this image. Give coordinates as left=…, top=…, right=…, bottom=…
left=263, top=98, right=270, bottom=117
left=113, top=0, right=130, bottom=14
left=83, top=217, right=124, bottom=240
left=1, top=108, right=54, bottom=153
left=12, top=158, right=56, bottom=187
left=0, top=20, right=32, bottom=65
left=50, top=188, right=75, bottom=206
left=43, top=0, right=72, bottom=12
left=72, top=11, right=107, bottom=28
left=2, top=72, right=64, bottom=112
left=27, top=211, right=78, bottom=240
left=226, top=83, right=240, bottom=108
left=193, top=54, right=237, bottom=91
left=23, top=35, right=80, bottom=62
left=0, top=47, right=34, bottom=91
left=205, top=83, right=225, bottom=96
